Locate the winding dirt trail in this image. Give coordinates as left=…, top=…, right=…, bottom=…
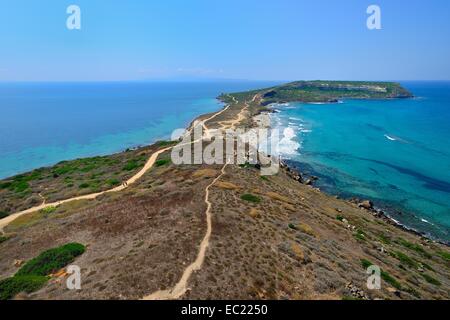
left=218, top=93, right=258, bottom=129
left=142, top=94, right=258, bottom=300
left=143, top=163, right=228, bottom=300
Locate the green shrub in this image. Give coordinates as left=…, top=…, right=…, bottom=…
left=336, top=215, right=344, bottom=222
left=421, top=273, right=441, bottom=286
left=107, top=178, right=120, bottom=186
left=381, top=271, right=402, bottom=290
left=354, top=229, right=366, bottom=241
left=0, top=175, right=33, bottom=193
left=0, top=242, right=86, bottom=300
left=156, top=140, right=176, bottom=147
left=0, top=211, right=8, bottom=219
left=53, top=164, right=77, bottom=176
left=0, top=236, right=9, bottom=244
left=78, top=183, right=90, bottom=189
left=13, top=181, right=29, bottom=193
left=288, top=223, right=298, bottom=230
left=436, top=250, right=450, bottom=261
left=360, top=258, right=373, bottom=269
left=240, top=194, right=261, bottom=203
left=28, top=170, right=42, bottom=181
left=397, top=238, right=432, bottom=258
left=40, top=206, right=57, bottom=215
left=155, top=159, right=170, bottom=167
left=378, top=233, right=391, bottom=245
left=0, top=275, right=48, bottom=300
left=404, top=286, right=421, bottom=298
left=239, top=162, right=255, bottom=169
left=17, top=243, right=86, bottom=277
left=421, top=262, right=434, bottom=271
left=123, top=160, right=140, bottom=171
left=0, top=182, right=12, bottom=189
left=260, top=176, right=269, bottom=181
left=394, top=251, right=418, bottom=268
left=80, top=164, right=96, bottom=172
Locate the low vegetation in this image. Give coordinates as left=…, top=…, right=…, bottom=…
left=354, top=229, right=366, bottom=241
left=155, top=140, right=178, bottom=147
left=397, top=238, right=432, bottom=258
left=240, top=193, right=261, bottom=203
left=155, top=159, right=171, bottom=167
left=381, top=270, right=402, bottom=290
left=0, top=236, right=9, bottom=244
left=288, top=223, right=298, bottom=230
left=378, top=233, right=391, bottom=245
left=122, top=159, right=142, bottom=171
left=16, top=243, right=86, bottom=277
left=258, top=80, right=413, bottom=104
left=421, top=273, right=441, bottom=286
left=40, top=206, right=56, bottom=215
left=360, top=259, right=372, bottom=269
left=393, top=251, right=418, bottom=269
left=0, top=275, right=48, bottom=300
left=436, top=250, right=450, bottom=261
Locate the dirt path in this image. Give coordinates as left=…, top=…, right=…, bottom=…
left=143, top=94, right=258, bottom=300
left=218, top=94, right=258, bottom=129
left=0, top=146, right=172, bottom=233
left=143, top=163, right=228, bottom=300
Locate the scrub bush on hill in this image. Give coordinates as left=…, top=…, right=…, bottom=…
left=0, top=242, right=86, bottom=300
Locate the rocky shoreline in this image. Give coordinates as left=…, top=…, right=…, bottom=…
left=250, top=108, right=449, bottom=247
left=278, top=157, right=449, bottom=246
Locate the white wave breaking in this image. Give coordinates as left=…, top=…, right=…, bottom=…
left=384, top=134, right=397, bottom=141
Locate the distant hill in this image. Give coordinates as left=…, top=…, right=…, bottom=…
left=257, top=80, right=413, bottom=104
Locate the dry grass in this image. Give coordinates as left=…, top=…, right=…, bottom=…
left=266, top=192, right=294, bottom=204
left=216, top=181, right=240, bottom=190
left=193, top=169, right=219, bottom=179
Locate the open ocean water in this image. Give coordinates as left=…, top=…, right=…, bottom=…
left=0, top=81, right=277, bottom=179
left=271, top=81, right=450, bottom=242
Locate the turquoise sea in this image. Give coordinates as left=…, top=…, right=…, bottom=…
left=0, top=81, right=277, bottom=179
left=271, top=81, right=450, bottom=242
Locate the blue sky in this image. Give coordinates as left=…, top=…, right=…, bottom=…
left=0, top=0, right=449, bottom=81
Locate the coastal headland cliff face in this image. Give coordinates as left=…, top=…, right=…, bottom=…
left=0, top=81, right=448, bottom=300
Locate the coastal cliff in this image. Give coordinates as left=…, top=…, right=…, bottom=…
left=225, top=80, right=414, bottom=105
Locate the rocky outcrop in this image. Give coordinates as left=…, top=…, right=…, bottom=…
left=358, top=200, right=374, bottom=210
